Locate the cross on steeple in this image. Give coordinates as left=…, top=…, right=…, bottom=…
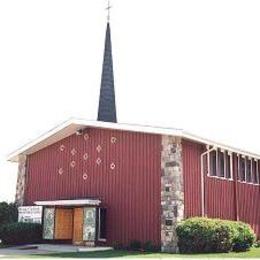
left=106, top=0, right=112, bottom=22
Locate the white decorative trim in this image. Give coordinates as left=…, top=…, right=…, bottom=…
left=35, top=199, right=101, bottom=206
left=8, top=118, right=260, bottom=163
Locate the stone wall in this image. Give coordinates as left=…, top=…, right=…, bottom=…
left=15, top=155, right=27, bottom=206
left=161, top=136, right=184, bottom=253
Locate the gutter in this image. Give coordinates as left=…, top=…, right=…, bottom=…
left=200, top=146, right=216, bottom=217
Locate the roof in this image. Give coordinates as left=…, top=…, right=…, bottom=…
left=7, top=118, right=260, bottom=162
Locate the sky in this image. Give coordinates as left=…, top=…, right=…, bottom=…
left=0, top=0, right=260, bottom=202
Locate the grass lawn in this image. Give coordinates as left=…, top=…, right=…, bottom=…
left=31, top=248, right=260, bottom=258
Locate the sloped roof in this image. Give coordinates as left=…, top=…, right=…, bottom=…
left=7, top=118, right=260, bottom=162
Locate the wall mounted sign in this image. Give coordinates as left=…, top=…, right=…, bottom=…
left=18, top=206, right=43, bottom=224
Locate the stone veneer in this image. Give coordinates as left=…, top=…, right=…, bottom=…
left=161, top=136, right=184, bottom=253
left=15, top=155, right=27, bottom=206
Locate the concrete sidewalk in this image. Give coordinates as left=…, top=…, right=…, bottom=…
left=0, top=244, right=113, bottom=256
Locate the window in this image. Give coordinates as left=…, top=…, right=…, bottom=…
left=97, top=208, right=107, bottom=240
left=257, top=161, right=260, bottom=184
left=209, top=151, right=217, bottom=176
left=218, top=151, right=225, bottom=177
left=225, top=152, right=232, bottom=179
left=252, top=160, right=257, bottom=184
left=246, top=158, right=252, bottom=183
left=239, top=156, right=246, bottom=182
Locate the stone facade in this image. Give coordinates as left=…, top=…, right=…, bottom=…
left=15, top=155, right=27, bottom=206
left=161, top=136, right=184, bottom=253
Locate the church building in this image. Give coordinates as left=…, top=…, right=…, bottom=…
left=8, top=20, right=260, bottom=253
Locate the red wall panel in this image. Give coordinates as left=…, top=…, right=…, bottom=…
left=237, top=183, right=260, bottom=238
left=182, top=140, right=203, bottom=217
left=205, top=178, right=236, bottom=220
left=25, top=128, right=162, bottom=246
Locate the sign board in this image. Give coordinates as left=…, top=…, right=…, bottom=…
left=18, top=206, right=43, bottom=224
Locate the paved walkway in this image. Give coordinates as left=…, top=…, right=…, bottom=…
left=0, top=244, right=113, bottom=256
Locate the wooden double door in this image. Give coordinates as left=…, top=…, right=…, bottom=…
left=54, top=208, right=84, bottom=244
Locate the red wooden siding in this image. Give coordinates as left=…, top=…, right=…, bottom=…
left=24, top=128, right=162, bottom=246
left=182, top=140, right=260, bottom=238
left=205, top=178, right=236, bottom=220
left=182, top=140, right=203, bottom=217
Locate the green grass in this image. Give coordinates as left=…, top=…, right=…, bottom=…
left=30, top=248, right=260, bottom=258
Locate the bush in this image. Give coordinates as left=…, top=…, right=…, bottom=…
left=176, top=218, right=256, bottom=253
left=253, top=241, right=260, bottom=248
left=0, top=222, right=42, bottom=245
left=143, top=240, right=160, bottom=252
left=176, top=217, right=235, bottom=253
left=0, top=202, right=18, bottom=228
left=112, top=241, right=124, bottom=250
left=129, top=240, right=142, bottom=251
left=230, top=221, right=256, bottom=252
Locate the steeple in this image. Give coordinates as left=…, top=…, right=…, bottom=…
left=97, top=22, right=117, bottom=123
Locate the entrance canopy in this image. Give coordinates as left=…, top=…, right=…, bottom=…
left=34, top=199, right=101, bottom=207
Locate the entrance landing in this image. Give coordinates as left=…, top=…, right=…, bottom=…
left=0, top=244, right=113, bottom=256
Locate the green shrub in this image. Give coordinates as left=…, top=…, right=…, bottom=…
left=129, top=240, right=142, bottom=251
left=112, top=241, right=124, bottom=250
left=0, top=222, right=42, bottom=245
left=143, top=240, right=160, bottom=252
left=0, top=202, right=18, bottom=228
left=176, top=217, right=256, bottom=254
left=176, top=217, right=234, bottom=253
left=230, top=221, right=256, bottom=252
left=253, top=241, right=260, bottom=248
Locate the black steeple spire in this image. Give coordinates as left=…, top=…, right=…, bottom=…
left=97, top=22, right=117, bottom=123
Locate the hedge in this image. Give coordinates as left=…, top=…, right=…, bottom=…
left=176, top=217, right=256, bottom=253
left=0, top=222, right=42, bottom=245
left=0, top=202, right=18, bottom=228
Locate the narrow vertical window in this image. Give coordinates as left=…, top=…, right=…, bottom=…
left=210, top=151, right=217, bottom=176
left=218, top=151, right=225, bottom=177
left=239, top=156, right=246, bottom=182
left=225, top=152, right=231, bottom=179
left=252, top=160, right=257, bottom=184
left=257, top=161, right=260, bottom=184
left=246, top=158, right=252, bottom=183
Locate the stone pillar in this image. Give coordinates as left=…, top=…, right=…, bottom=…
left=161, top=136, right=184, bottom=253
left=15, top=155, right=27, bottom=206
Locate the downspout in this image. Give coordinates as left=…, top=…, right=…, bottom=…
left=200, top=146, right=216, bottom=217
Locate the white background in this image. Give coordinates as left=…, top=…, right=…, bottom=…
left=0, top=0, right=260, bottom=202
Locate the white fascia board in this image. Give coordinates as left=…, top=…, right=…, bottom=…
left=34, top=199, right=101, bottom=206
left=182, top=131, right=260, bottom=159
left=7, top=118, right=83, bottom=162
left=7, top=118, right=260, bottom=163
left=7, top=118, right=183, bottom=162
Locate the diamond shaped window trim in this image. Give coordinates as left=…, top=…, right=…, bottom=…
left=83, top=153, right=89, bottom=161
left=83, top=173, right=88, bottom=181
left=58, top=167, right=64, bottom=175
left=96, top=158, right=102, bottom=165
left=110, top=162, right=116, bottom=170
left=70, top=161, right=76, bottom=168
left=111, top=137, right=117, bottom=144
left=71, top=148, right=77, bottom=156
left=96, top=145, right=102, bottom=153
left=59, top=145, right=65, bottom=152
